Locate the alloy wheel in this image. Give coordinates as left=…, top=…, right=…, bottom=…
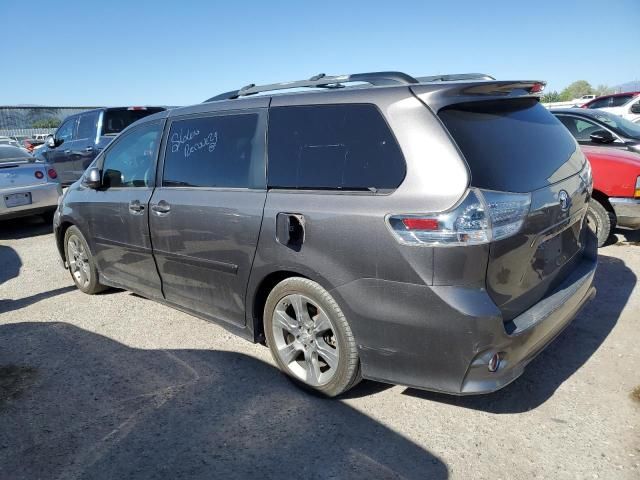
left=67, top=235, right=90, bottom=288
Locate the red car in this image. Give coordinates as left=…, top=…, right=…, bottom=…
left=582, top=145, right=640, bottom=246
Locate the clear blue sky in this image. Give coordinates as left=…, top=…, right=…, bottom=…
left=2, top=0, right=639, bottom=106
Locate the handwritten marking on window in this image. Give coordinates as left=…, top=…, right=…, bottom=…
left=170, top=128, right=218, bottom=158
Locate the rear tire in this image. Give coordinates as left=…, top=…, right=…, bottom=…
left=586, top=199, right=615, bottom=247
left=264, top=277, right=361, bottom=397
left=64, top=226, right=106, bottom=294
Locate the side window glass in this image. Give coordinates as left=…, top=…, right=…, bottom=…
left=56, top=119, right=76, bottom=143
left=101, top=122, right=161, bottom=188
left=267, top=104, right=406, bottom=191
left=163, top=113, right=263, bottom=188
left=610, top=96, right=632, bottom=108
left=574, top=118, right=601, bottom=141
left=77, top=111, right=99, bottom=140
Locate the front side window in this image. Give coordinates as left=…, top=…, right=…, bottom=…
left=101, top=121, right=162, bottom=188
left=163, top=113, right=263, bottom=188
left=557, top=115, right=602, bottom=141
left=77, top=111, right=99, bottom=140
left=56, top=118, right=76, bottom=142
left=267, top=104, right=406, bottom=191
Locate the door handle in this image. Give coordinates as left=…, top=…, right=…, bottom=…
left=84, top=146, right=94, bottom=152
left=64, top=149, right=71, bottom=154
left=129, top=200, right=145, bottom=213
left=151, top=200, right=171, bottom=215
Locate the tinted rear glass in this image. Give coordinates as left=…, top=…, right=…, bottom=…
left=0, top=146, right=30, bottom=162
left=438, top=99, right=582, bottom=192
left=102, top=108, right=165, bottom=135
left=267, top=104, right=406, bottom=191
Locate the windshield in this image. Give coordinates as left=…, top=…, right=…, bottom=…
left=101, top=108, right=165, bottom=135
left=590, top=110, right=640, bottom=139
left=0, top=146, right=31, bottom=162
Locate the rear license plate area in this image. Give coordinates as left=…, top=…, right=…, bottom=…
left=533, top=217, right=583, bottom=276
left=4, top=192, right=32, bottom=208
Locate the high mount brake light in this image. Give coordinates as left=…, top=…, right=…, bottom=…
left=387, top=189, right=531, bottom=247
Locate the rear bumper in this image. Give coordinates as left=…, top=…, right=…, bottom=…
left=332, top=232, right=598, bottom=395
left=0, top=182, right=61, bottom=220
left=609, top=197, right=640, bottom=229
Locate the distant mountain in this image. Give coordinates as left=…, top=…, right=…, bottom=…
left=615, top=81, right=640, bottom=93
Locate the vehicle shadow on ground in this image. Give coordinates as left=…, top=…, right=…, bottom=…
left=403, top=254, right=634, bottom=413
left=0, top=216, right=52, bottom=241
left=0, top=322, right=448, bottom=480
left=0, top=245, right=21, bottom=285
left=0, top=286, right=77, bottom=315
left=611, top=227, right=640, bottom=245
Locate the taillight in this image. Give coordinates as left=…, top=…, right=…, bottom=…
left=530, top=83, right=545, bottom=94
left=635, top=176, right=640, bottom=198
left=34, top=170, right=44, bottom=179
left=47, top=168, right=58, bottom=179
left=387, top=189, right=531, bottom=246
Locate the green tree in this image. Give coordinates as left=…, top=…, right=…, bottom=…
left=593, top=84, right=613, bottom=96
left=32, top=118, right=61, bottom=129
left=541, top=90, right=562, bottom=103
left=559, top=80, right=593, bottom=101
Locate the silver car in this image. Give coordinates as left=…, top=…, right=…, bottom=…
left=0, top=145, right=61, bottom=222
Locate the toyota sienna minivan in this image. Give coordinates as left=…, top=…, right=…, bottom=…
left=54, top=72, right=597, bottom=397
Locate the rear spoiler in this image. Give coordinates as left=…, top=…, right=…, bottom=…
left=411, top=80, right=546, bottom=111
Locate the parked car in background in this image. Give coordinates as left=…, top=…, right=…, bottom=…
left=40, top=106, right=165, bottom=185
left=581, top=146, right=640, bottom=246
left=582, top=92, right=640, bottom=122
left=0, top=145, right=61, bottom=222
left=551, top=108, right=640, bottom=154
left=54, top=72, right=596, bottom=398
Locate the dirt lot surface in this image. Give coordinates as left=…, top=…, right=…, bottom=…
left=1, top=217, right=639, bottom=479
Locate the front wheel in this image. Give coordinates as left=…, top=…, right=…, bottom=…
left=264, top=277, right=361, bottom=397
left=64, top=226, right=106, bottom=294
left=586, top=199, right=615, bottom=247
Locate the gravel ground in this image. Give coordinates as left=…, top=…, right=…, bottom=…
left=1, top=216, right=639, bottom=480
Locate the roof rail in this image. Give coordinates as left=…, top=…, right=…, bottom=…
left=416, top=73, right=495, bottom=82
left=204, top=71, right=419, bottom=102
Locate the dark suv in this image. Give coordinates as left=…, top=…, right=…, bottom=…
left=54, top=72, right=597, bottom=397
left=40, top=107, right=165, bottom=185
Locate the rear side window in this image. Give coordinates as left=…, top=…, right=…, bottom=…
left=77, top=111, right=99, bottom=140
left=267, top=104, right=405, bottom=191
left=586, top=97, right=611, bottom=109
left=102, top=108, right=165, bottom=135
left=439, top=99, right=582, bottom=192
left=163, top=113, right=264, bottom=188
left=610, top=95, right=634, bottom=107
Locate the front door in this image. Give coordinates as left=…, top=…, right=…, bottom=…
left=89, top=120, right=164, bottom=299
left=149, top=109, right=267, bottom=326
left=49, top=116, right=78, bottom=185
left=74, top=111, right=101, bottom=178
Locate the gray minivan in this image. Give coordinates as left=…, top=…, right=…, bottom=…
left=54, top=72, right=597, bottom=397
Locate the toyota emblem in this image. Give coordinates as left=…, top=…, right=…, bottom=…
left=558, top=190, right=570, bottom=211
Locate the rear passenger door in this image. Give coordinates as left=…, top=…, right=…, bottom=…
left=149, top=109, right=267, bottom=327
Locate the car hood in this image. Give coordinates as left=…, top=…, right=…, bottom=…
left=581, top=145, right=640, bottom=168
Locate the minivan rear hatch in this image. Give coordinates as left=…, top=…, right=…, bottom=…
left=435, top=97, right=590, bottom=321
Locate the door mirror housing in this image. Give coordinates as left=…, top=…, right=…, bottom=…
left=84, top=167, right=102, bottom=189
left=46, top=135, right=55, bottom=148
left=589, top=129, right=616, bottom=144
left=631, top=103, right=640, bottom=114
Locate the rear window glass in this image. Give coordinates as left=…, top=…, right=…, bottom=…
left=102, top=108, right=165, bottom=135
left=163, top=113, right=264, bottom=189
left=0, top=145, right=30, bottom=162
left=267, top=104, right=406, bottom=191
left=438, top=99, right=583, bottom=192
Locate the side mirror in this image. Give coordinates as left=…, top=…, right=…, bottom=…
left=631, top=103, right=640, bottom=114
left=84, top=167, right=102, bottom=189
left=589, top=129, right=615, bottom=144
left=46, top=135, right=55, bottom=148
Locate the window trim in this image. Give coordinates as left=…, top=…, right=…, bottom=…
left=157, top=108, right=267, bottom=191
left=98, top=119, right=165, bottom=189
left=265, top=102, right=407, bottom=194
